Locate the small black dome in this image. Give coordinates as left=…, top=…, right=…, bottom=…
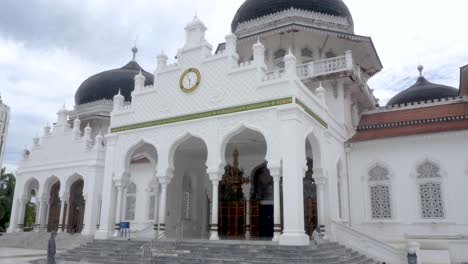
left=75, top=61, right=154, bottom=105
left=387, top=69, right=459, bottom=106
left=231, top=0, right=354, bottom=32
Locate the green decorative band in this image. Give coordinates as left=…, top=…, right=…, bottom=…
left=111, top=97, right=293, bottom=133
left=295, top=99, right=328, bottom=128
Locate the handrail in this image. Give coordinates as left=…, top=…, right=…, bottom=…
left=141, top=221, right=185, bottom=264
left=331, top=220, right=406, bottom=264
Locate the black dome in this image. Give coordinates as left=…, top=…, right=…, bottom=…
left=231, top=0, right=354, bottom=32
left=387, top=71, right=459, bottom=106
left=75, top=61, right=154, bottom=105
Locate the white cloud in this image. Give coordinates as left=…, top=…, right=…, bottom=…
left=0, top=0, right=466, bottom=172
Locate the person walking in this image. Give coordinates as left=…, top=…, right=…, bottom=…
left=47, top=231, right=57, bottom=264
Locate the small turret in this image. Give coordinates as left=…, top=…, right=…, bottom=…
left=56, top=104, right=68, bottom=127
left=113, top=89, right=124, bottom=112
left=285, top=49, right=297, bottom=78
left=43, top=123, right=51, bottom=136
left=134, top=70, right=146, bottom=91
left=95, top=132, right=104, bottom=151
left=253, top=38, right=265, bottom=67
left=157, top=51, right=168, bottom=71
left=72, top=117, right=81, bottom=140
left=32, top=133, right=40, bottom=148
left=316, top=82, right=327, bottom=107
left=84, top=123, right=92, bottom=150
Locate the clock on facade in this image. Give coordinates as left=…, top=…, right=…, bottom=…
left=179, top=68, right=201, bottom=93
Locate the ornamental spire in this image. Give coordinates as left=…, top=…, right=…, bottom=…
left=418, top=65, right=424, bottom=77
left=132, top=45, right=138, bottom=61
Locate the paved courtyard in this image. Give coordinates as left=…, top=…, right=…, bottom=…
left=0, top=248, right=47, bottom=264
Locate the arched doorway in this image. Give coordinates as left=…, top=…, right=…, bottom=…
left=47, top=182, right=61, bottom=232
left=168, top=135, right=208, bottom=239
left=21, top=179, right=38, bottom=232
left=250, top=162, right=274, bottom=238
left=67, top=179, right=85, bottom=233
left=304, top=138, right=318, bottom=238
left=220, top=127, right=270, bottom=239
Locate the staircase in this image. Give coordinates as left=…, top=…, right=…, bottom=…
left=0, top=232, right=93, bottom=250
left=31, top=239, right=379, bottom=264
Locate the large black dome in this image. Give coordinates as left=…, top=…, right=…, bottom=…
left=231, top=0, right=354, bottom=32
left=75, top=60, right=154, bottom=105
left=387, top=67, right=459, bottom=106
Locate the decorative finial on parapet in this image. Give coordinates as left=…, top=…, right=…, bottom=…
left=418, top=65, right=424, bottom=77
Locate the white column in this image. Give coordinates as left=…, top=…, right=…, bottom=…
left=113, top=185, right=124, bottom=237
left=16, top=198, right=26, bottom=232
left=39, top=199, right=48, bottom=232
left=209, top=179, right=220, bottom=241
left=153, top=180, right=160, bottom=237
left=278, top=107, right=309, bottom=246
left=158, top=177, right=170, bottom=237
left=242, top=183, right=251, bottom=240
left=315, top=174, right=327, bottom=238
left=58, top=196, right=67, bottom=233
left=34, top=201, right=41, bottom=232
left=270, top=166, right=282, bottom=242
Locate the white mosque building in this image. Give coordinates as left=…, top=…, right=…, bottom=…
left=7, top=0, right=468, bottom=263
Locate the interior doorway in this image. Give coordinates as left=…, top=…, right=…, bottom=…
left=67, top=179, right=85, bottom=233
left=47, top=182, right=61, bottom=232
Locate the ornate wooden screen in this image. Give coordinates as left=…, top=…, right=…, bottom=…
left=67, top=179, right=85, bottom=233
left=304, top=158, right=318, bottom=237
left=219, top=148, right=249, bottom=238
left=219, top=200, right=245, bottom=237
left=47, top=182, right=61, bottom=232
left=249, top=200, right=259, bottom=237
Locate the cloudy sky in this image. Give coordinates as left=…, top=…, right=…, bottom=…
left=0, top=0, right=467, bottom=172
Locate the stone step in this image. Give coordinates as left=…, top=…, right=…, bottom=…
left=30, top=239, right=379, bottom=264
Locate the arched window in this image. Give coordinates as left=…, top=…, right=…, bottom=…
left=124, top=182, right=137, bottom=221
left=368, top=165, right=392, bottom=219
left=417, top=161, right=444, bottom=219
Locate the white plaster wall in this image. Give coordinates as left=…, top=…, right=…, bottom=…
left=348, top=130, right=468, bottom=244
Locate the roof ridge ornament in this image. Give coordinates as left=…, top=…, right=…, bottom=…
left=418, top=65, right=424, bottom=77
left=132, top=45, right=138, bottom=61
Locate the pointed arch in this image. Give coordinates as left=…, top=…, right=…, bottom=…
left=167, top=131, right=208, bottom=171
left=42, top=176, right=60, bottom=198
left=23, top=178, right=39, bottom=200
left=305, top=129, right=322, bottom=170
left=220, top=123, right=269, bottom=165
left=122, top=139, right=159, bottom=175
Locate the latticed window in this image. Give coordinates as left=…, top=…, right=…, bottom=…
left=148, top=195, right=156, bottom=220
left=417, top=161, right=444, bottom=219
left=419, top=183, right=444, bottom=218
left=369, top=165, right=392, bottom=219
left=370, top=185, right=392, bottom=219
left=124, top=182, right=137, bottom=220
left=183, top=191, right=191, bottom=220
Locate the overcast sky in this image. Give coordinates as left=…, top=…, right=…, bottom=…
left=0, top=0, right=467, bottom=172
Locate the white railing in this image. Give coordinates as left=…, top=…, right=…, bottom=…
left=296, top=55, right=350, bottom=80
left=331, top=221, right=406, bottom=264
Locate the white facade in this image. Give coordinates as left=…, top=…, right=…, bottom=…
left=8, top=4, right=468, bottom=263
left=0, top=95, right=10, bottom=169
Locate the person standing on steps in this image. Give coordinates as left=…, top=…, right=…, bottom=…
left=48, top=231, right=57, bottom=264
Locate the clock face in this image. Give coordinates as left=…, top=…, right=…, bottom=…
left=179, top=68, right=201, bottom=93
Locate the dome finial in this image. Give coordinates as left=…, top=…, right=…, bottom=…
left=132, top=45, right=138, bottom=61
left=417, top=65, right=424, bottom=77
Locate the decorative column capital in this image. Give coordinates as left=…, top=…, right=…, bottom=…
left=207, top=169, right=222, bottom=181
left=314, top=175, right=328, bottom=186
left=113, top=177, right=129, bottom=188
left=158, top=176, right=171, bottom=185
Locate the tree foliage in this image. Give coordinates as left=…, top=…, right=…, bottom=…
left=0, top=168, right=15, bottom=229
